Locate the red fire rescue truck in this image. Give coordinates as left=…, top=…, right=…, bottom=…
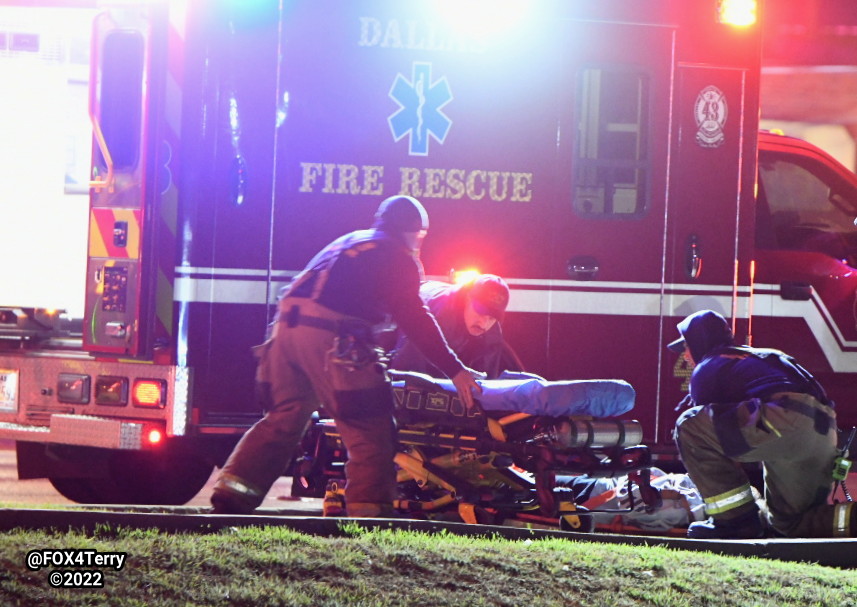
left=2, top=0, right=856, bottom=505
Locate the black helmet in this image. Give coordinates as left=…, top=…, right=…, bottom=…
left=373, top=195, right=429, bottom=234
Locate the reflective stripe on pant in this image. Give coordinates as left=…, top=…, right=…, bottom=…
left=702, top=483, right=755, bottom=516
left=833, top=502, right=855, bottom=538
left=214, top=298, right=396, bottom=513
left=675, top=395, right=840, bottom=537
left=214, top=396, right=316, bottom=511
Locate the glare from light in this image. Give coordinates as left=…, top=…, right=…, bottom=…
left=276, top=91, right=289, bottom=128
left=450, top=268, right=480, bottom=285
left=434, top=0, right=532, bottom=43
left=718, top=0, right=757, bottom=27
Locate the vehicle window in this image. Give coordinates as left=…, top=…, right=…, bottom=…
left=757, top=152, right=857, bottom=264
left=573, top=68, right=649, bottom=217
left=99, top=31, right=144, bottom=171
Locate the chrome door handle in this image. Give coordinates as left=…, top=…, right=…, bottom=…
left=687, top=235, right=702, bottom=279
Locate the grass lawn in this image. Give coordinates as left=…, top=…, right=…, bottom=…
left=2, top=522, right=856, bottom=606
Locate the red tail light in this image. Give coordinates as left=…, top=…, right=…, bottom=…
left=146, top=428, right=164, bottom=445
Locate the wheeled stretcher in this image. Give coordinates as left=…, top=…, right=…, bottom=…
left=290, top=371, right=660, bottom=530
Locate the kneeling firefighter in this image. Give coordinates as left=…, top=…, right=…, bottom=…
left=671, top=310, right=854, bottom=539
left=211, top=195, right=482, bottom=517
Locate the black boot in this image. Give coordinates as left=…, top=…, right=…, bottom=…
left=687, top=509, right=764, bottom=540
left=211, top=489, right=256, bottom=515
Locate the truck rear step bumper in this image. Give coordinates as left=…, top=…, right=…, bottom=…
left=0, top=414, right=150, bottom=450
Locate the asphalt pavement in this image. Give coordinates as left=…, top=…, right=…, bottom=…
left=0, top=439, right=319, bottom=511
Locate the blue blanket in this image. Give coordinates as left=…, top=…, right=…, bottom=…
left=392, top=370, right=635, bottom=418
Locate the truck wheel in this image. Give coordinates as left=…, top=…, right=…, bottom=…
left=47, top=445, right=214, bottom=505
left=105, top=448, right=215, bottom=505
left=48, top=478, right=123, bottom=505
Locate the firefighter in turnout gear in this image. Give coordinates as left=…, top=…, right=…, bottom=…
left=671, top=310, right=854, bottom=539
left=211, top=195, right=482, bottom=517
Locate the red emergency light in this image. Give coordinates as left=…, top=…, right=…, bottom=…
left=718, top=0, right=757, bottom=27
left=450, top=268, right=481, bottom=285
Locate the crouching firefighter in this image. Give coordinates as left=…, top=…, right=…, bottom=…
left=670, top=310, right=854, bottom=539
left=211, top=195, right=482, bottom=517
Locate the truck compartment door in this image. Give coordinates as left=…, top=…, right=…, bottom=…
left=547, top=20, right=674, bottom=442
left=84, top=8, right=151, bottom=355
left=660, top=64, right=757, bottom=443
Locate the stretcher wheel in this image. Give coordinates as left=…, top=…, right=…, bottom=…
left=559, top=505, right=593, bottom=532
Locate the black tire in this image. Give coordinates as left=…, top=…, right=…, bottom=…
left=290, top=456, right=327, bottom=498
left=290, top=423, right=339, bottom=498
left=105, top=448, right=215, bottom=505
left=48, top=477, right=124, bottom=505
left=48, top=445, right=214, bottom=505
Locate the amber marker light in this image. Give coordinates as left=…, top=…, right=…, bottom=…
left=132, top=379, right=167, bottom=408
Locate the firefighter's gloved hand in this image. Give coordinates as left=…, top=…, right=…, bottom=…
left=464, top=366, right=486, bottom=384
left=452, top=367, right=484, bottom=411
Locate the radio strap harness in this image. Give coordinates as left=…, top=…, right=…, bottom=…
left=832, top=427, right=855, bottom=502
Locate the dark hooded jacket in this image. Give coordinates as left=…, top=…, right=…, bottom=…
left=678, top=310, right=831, bottom=408
left=390, top=280, right=515, bottom=378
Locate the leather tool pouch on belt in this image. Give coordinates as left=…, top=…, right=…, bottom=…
left=328, top=319, right=382, bottom=372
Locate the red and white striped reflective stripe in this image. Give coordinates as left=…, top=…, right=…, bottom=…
left=88, top=208, right=142, bottom=259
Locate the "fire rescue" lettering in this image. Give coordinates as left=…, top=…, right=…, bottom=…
left=299, top=162, right=533, bottom=203
left=299, top=163, right=384, bottom=195
left=399, top=167, right=532, bottom=202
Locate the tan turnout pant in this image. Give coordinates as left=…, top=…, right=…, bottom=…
left=214, top=297, right=396, bottom=517
left=675, top=393, right=846, bottom=537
